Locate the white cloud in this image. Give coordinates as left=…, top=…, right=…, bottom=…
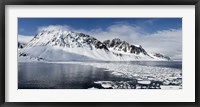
left=139, top=29, right=182, bottom=60
left=18, top=35, right=34, bottom=44
left=37, top=25, right=72, bottom=33
left=76, top=24, right=142, bottom=44
left=37, top=24, right=182, bottom=60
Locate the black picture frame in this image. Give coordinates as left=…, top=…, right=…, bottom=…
left=0, top=0, right=199, bottom=107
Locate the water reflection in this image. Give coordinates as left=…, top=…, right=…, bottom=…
left=18, top=61, right=182, bottom=89
left=18, top=62, right=122, bottom=89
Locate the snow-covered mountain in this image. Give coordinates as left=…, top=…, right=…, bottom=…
left=18, top=29, right=170, bottom=61
left=18, top=35, right=34, bottom=49
left=152, top=53, right=171, bottom=60
left=103, top=38, right=149, bottom=56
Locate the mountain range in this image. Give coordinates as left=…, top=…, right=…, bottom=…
left=18, top=29, right=170, bottom=61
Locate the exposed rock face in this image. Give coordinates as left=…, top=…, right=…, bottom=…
left=18, top=42, right=26, bottom=49
left=103, top=38, right=148, bottom=55
left=153, top=53, right=171, bottom=60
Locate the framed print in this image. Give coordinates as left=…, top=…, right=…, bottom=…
left=0, top=0, right=199, bottom=107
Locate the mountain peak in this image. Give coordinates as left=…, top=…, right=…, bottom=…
left=103, top=38, right=148, bottom=55
left=153, top=53, right=171, bottom=60
left=19, top=29, right=170, bottom=61
left=26, top=30, right=109, bottom=52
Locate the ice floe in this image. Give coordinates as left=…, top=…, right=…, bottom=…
left=80, top=62, right=182, bottom=89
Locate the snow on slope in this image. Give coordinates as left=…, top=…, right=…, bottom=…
left=18, top=35, right=34, bottom=44
left=103, top=38, right=148, bottom=55
left=19, top=28, right=170, bottom=61
left=18, top=35, right=34, bottom=49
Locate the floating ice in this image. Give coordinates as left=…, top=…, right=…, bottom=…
left=138, top=81, right=151, bottom=85
left=80, top=62, right=182, bottom=88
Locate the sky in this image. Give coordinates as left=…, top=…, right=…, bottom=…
left=18, top=18, right=182, bottom=60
